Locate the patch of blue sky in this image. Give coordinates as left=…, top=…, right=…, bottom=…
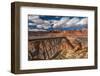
left=39, top=15, right=85, bottom=20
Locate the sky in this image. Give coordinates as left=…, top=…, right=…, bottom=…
left=28, top=15, right=88, bottom=31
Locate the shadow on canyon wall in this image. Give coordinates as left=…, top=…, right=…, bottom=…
left=28, top=37, right=88, bottom=60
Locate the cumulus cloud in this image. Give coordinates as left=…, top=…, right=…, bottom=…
left=37, top=20, right=51, bottom=29
left=37, top=24, right=51, bottom=30
left=52, top=17, right=82, bottom=28
left=44, top=20, right=50, bottom=25
left=29, top=15, right=51, bottom=30
left=29, top=15, right=51, bottom=25
left=66, top=17, right=80, bottom=25
left=28, top=22, right=36, bottom=26
left=28, top=15, right=44, bottom=24
left=37, top=25, right=43, bottom=29
left=28, top=15, right=87, bottom=31
left=28, top=23, right=34, bottom=26
left=28, top=15, right=39, bottom=20
left=52, top=17, right=88, bottom=28
left=53, top=17, right=69, bottom=28
left=32, top=18, right=44, bottom=24
left=76, top=18, right=88, bottom=25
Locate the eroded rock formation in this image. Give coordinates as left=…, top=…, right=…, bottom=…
left=28, top=37, right=88, bottom=60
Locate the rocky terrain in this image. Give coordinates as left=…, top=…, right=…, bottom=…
left=28, top=31, right=88, bottom=60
